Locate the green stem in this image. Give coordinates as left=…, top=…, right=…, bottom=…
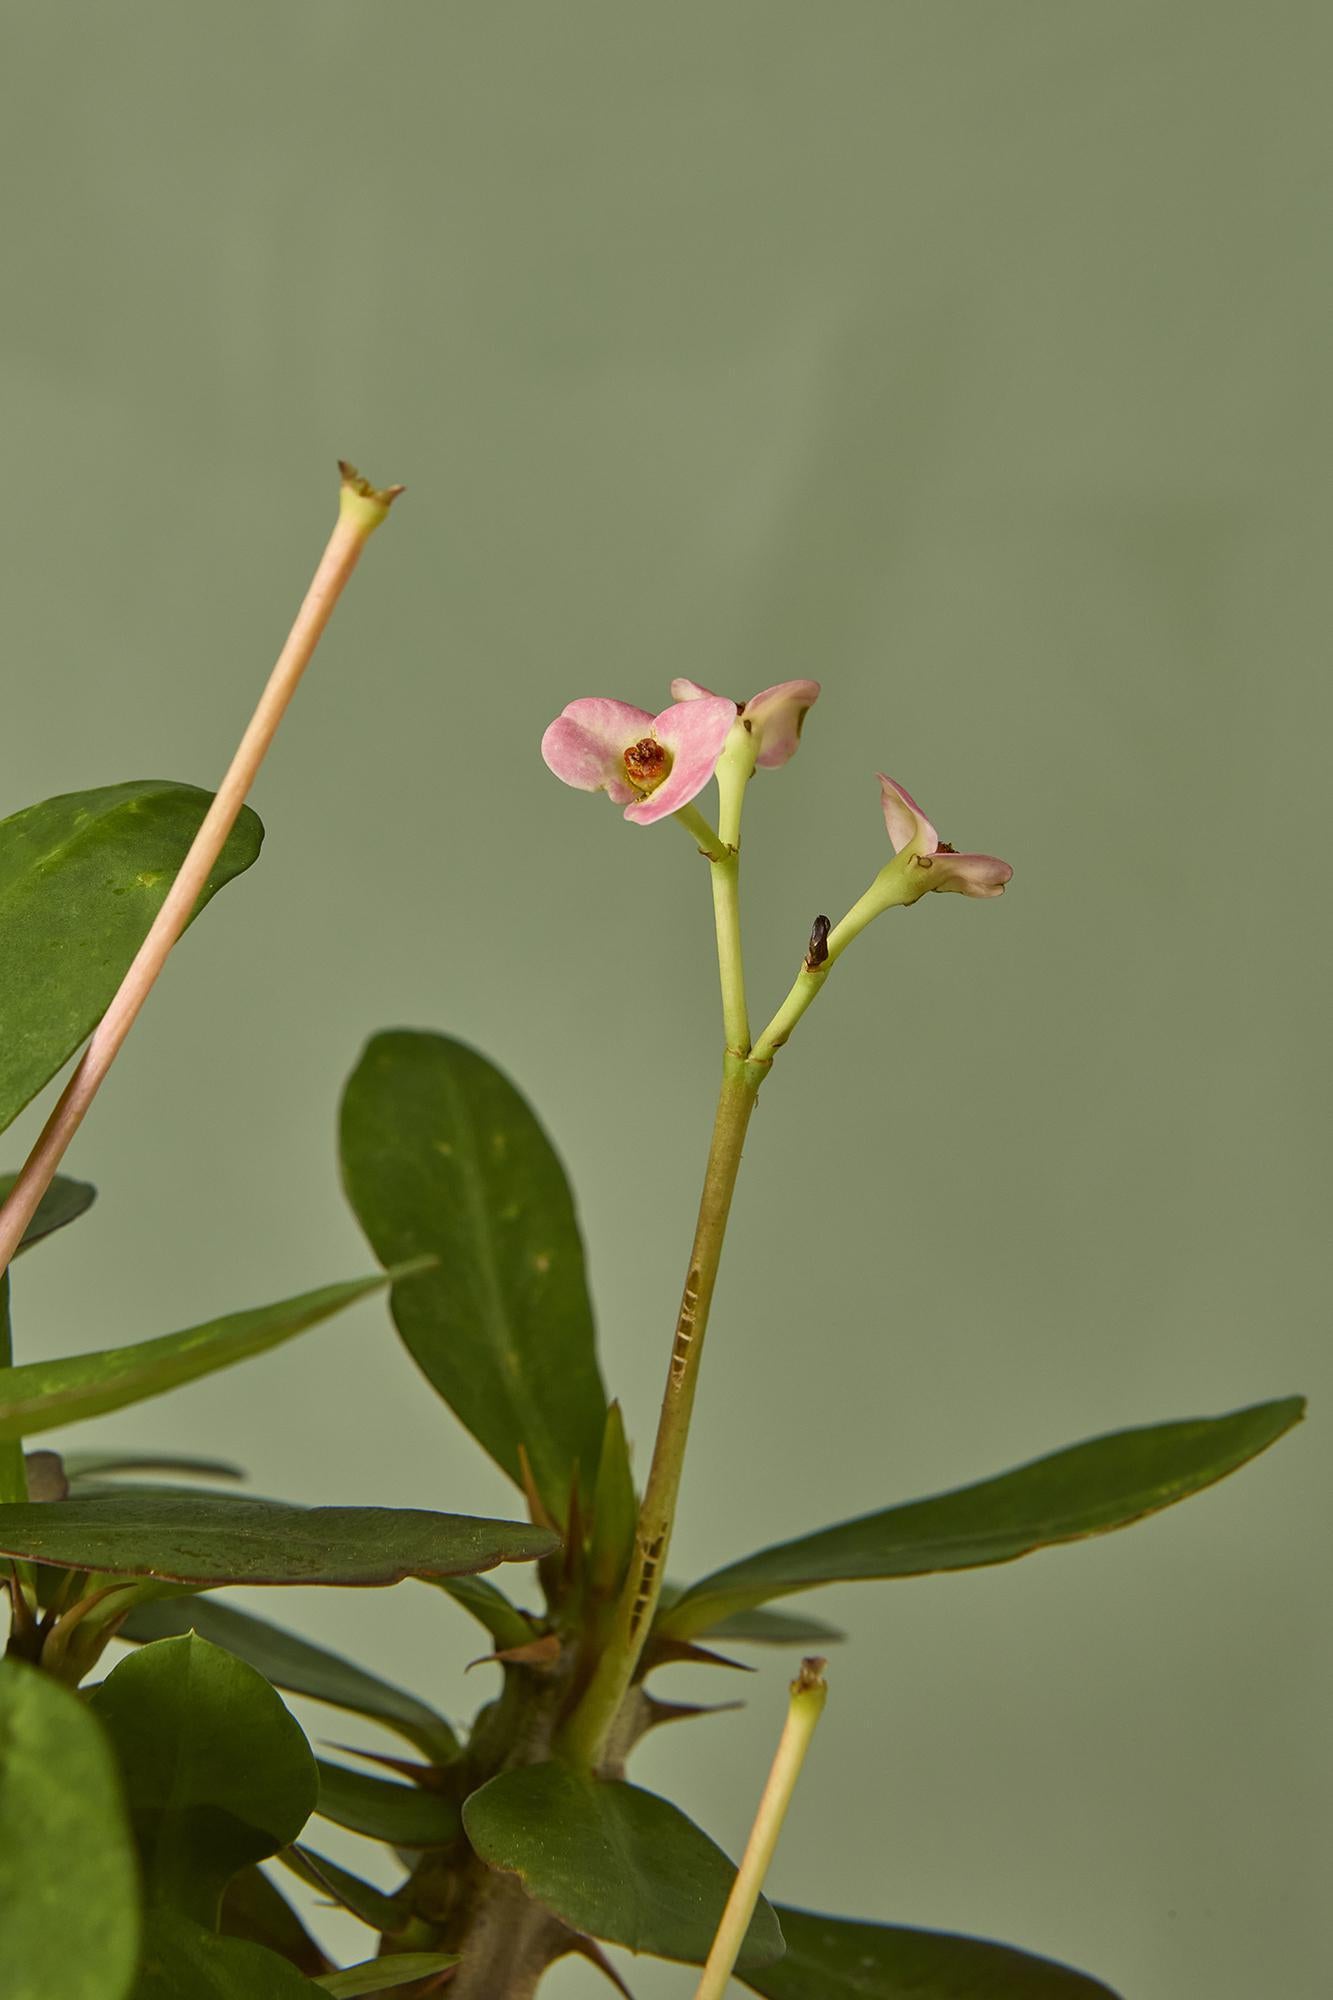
left=559, top=1052, right=764, bottom=1766
left=672, top=803, right=728, bottom=863
left=711, top=854, right=749, bottom=1055
left=710, top=724, right=758, bottom=1055
left=749, top=872, right=900, bottom=1063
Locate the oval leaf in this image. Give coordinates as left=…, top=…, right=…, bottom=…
left=428, top=1572, right=534, bottom=1651
left=0, top=1172, right=97, bottom=1254
left=340, top=1030, right=606, bottom=1517
left=0, top=1274, right=389, bottom=1440
left=461, top=1762, right=784, bottom=1971
left=89, top=1633, right=318, bottom=1924
left=136, top=1909, right=324, bottom=2000
left=221, top=1866, right=329, bottom=1977
left=314, top=1758, right=460, bottom=1848
left=661, top=1397, right=1305, bottom=1639
left=0, top=1658, right=140, bottom=2000
left=0, top=781, right=263, bottom=1135
left=694, top=1605, right=845, bottom=1647
left=744, top=1906, right=1121, bottom=1998
left=315, top=1955, right=460, bottom=1997
left=0, top=1492, right=557, bottom=1585
left=121, top=1596, right=459, bottom=1762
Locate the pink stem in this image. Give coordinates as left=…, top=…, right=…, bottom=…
left=0, top=467, right=401, bottom=1280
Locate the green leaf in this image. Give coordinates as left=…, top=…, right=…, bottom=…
left=661, top=1397, right=1306, bottom=1640
left=461, top=1762, right=784, bottom=1971
left=744, top=1906, right=1121, bottom=1998
left=0, top=1657, right=140, bottom=2000
left=340, top=1030, right=606, bottom=1516
left=315, top=1758, right=460, bottom=1848
left=89, top=1633, right=317, bottom=1926
left=315, top=1956, right=461, bottom=1997
left=121, top=1596, right=459, bottom=1762
left=134, top=1910, right=323, bottom=1999
left=0, top=781, right=263, bottom=1136
left=0, top=1491, right=558, bottom=1585
left=220, top=1866, right=329, bottom=1976
left=696, top=1605, right=845, bottom=1646
left=587, top=1399, right=637, bottom=1598
left=0, top=1172, right=97, bottom=1253
left=279, top=1846, right=409, bottom=1936
left=426, top=1572, right=534, bottom=1651
left=0, top=1274, right=389, bottom=1440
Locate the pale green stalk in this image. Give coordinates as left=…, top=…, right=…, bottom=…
left=561, top=728, right=764, bottom=1766
left=750, top=866, right=909, bottom=1063
left=693, top=1658, right=829, bottom=2000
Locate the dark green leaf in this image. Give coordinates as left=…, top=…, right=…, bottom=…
left=134, top=1909, right=323, bottom=1999
left=426, top=1573, right=534, bottom=1651
left=121, top=1596, right=459, bottom=1761
left=90, top=1633, right=317, bottom=1925
left=661, top=1398, right=1306, bottom=1639
left=279, top=1846, right=409, bottom=1936
left=340, top=1030, right=606, bottom=1516
left=461, top=1762, right=784, bottom=1971
left=0, top=781, right=262, bottom=1136
left=0, top=1658, right=140, bottom=2000
left=0, top=1172, right=97, bottom=1253
left=587, top=1399, right=637, bottom=1598
left=697, top=1605, right=845, bottom=1646
left=66, top=1450, right=245, bottom=1482
left=220, top=1866, right=329, bottom=1976
left=0, top=1274, right=389, bottom=1440
left=315, top=1956, right=460, bottom=1996
left=315, top=1758, right=460, bottom=1848
left=744, top=1906, right=1121, bottom=1998
left=0, top=1492, right=558, bottom=1585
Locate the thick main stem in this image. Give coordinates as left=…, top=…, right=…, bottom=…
left=0, top=466, right=401, bottom=1281
left=561, top=1052, right=763, bottom=1765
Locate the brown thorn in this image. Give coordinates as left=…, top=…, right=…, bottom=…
left=515, top=1445, right=557, bottom=1533
left=804, top=913, right=832, bottom=970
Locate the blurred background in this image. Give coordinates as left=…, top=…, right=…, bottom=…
left=2, top=5, right=1329, bottom=1994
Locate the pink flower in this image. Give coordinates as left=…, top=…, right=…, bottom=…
left=670, top=678, right=820, bottom=769
left=878, top=775, right=1012, bottom=901
left=541, top=695, right=738, bottom=825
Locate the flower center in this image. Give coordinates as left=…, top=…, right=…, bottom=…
left=623, top=736, right=672, bottom=795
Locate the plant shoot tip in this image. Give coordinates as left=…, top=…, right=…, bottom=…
left=338, top=461, right=407, bottom=532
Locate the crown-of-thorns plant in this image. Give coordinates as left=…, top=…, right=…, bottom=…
left=0, top=469, right=1302, bottom=2000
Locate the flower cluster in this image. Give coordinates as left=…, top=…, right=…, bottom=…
left=541, top=680, right=1009, bottom=909
left=540, top=680, right=819, bottom=825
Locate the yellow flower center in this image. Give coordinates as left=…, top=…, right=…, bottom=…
left=623, top=737, right=672, bottom=795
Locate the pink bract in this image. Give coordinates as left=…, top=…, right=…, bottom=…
left=541, top=695, right=737, bottom=824
left=670, top=677, right=821, bottom=768
left=878, top=773, right=1012, bottom=899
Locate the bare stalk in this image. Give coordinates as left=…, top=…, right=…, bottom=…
left=693, top=1657, right=829, bottom=2000
left=0, top=464, right=402, bottom=1280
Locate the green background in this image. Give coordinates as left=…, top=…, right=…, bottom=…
left=2, top=5, right=1328, bottom=1994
